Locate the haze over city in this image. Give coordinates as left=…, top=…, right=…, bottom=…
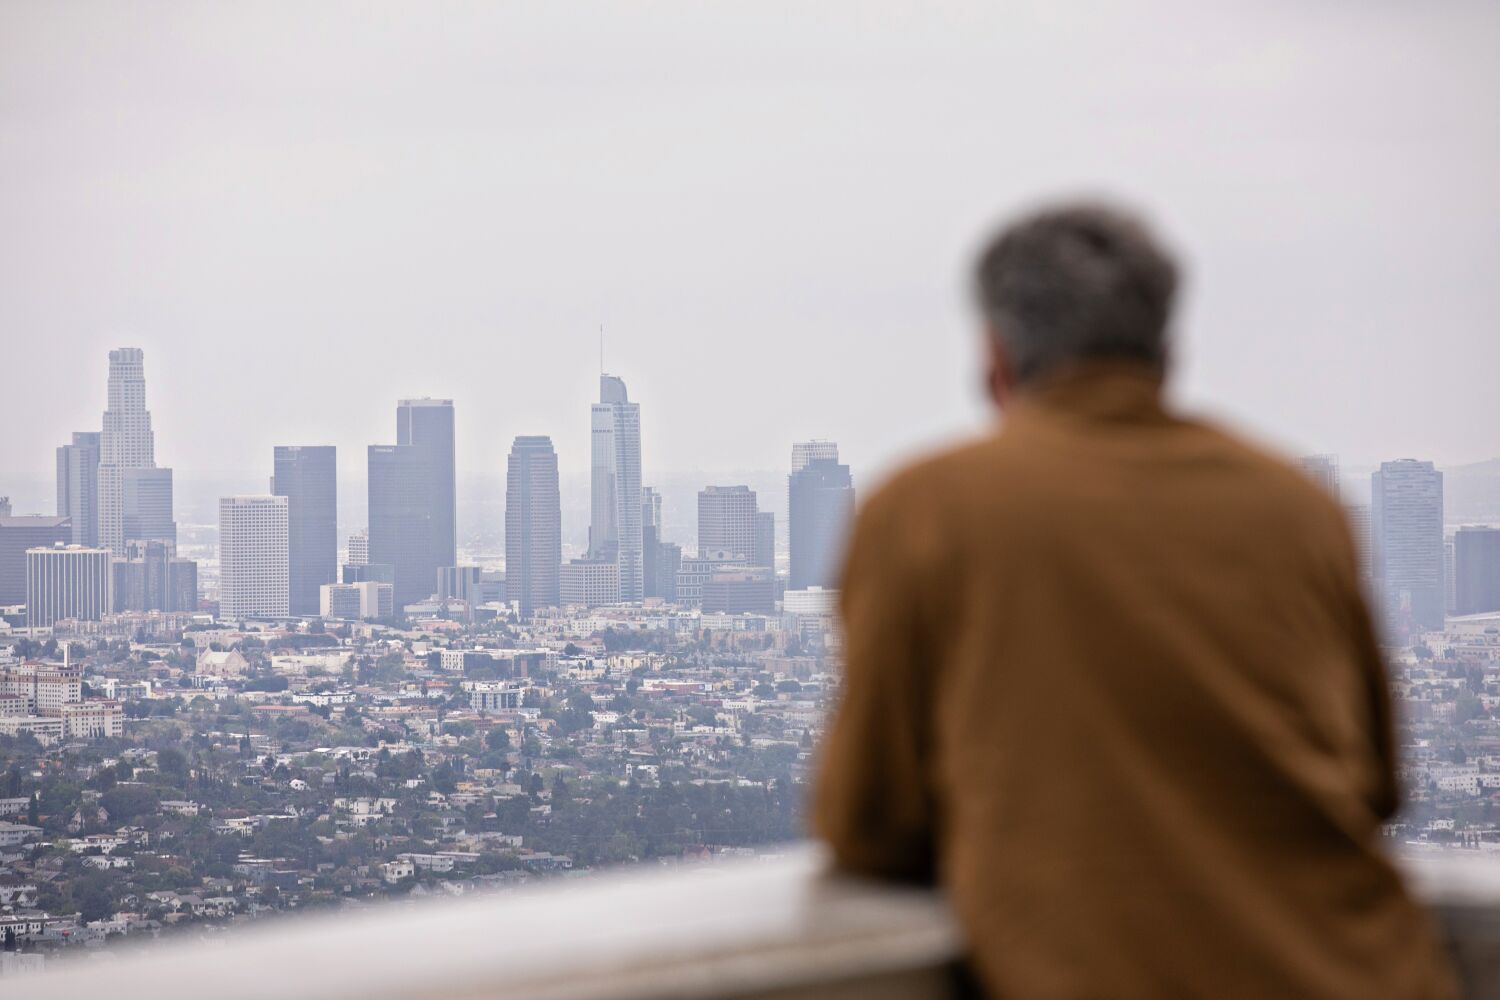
left=2, top=1, right=1498, bottom=510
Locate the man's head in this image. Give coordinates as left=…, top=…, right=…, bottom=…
left=974, top=200, right=1179, bottom=405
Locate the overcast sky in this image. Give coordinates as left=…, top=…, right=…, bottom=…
left=2, top=1, right=1496, bottom=509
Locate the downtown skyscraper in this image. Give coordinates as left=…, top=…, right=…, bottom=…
left=505, top=436, right=562, bottom=618
left=95, top=348, right=174, bottom=555
left=219, top=495, right=289, bottom=619
left=56, top=432, right=100, bottom=547
left=1372, top=459, right=1445, bottom=632
left=369, top=399, right=456, bottom=610
left=589, top=375, right=643, bottom=602
left=271, top=446, right=337, bottom=616
left=788, top=442, right=855, bottom=591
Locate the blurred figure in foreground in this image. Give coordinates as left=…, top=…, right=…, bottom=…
left=814, top=201, right=1454, bottom=998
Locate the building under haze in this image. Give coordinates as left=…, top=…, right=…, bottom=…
left=561, top=557, right=620, bottom=609
left=1454, top=526, right=1500, bottom=616
left=272, top=445, right=338, bottom=616
left=788, top=445, right=855, bottom=591
left=368, top=399, right=455, bottom=612
left=25, top=544, right=112, bottom=629
left=96, top=348, right=174, bottom=555
left=112, top=539, right=197, bottom=614
left=1297, top=455, right=1339, bottom=496
left=589, top=375, right=643, bottom=602
left=218, top=495, right=289, bottom=620
left=1371, top=460, right=1445, bottom=632
left=698, top=486, right=760, bottom=562
left=122, top=467, right=176, bottom=546
left=0, top=514, right=71, bottom=606
left=505, top=436, right=562, bottom=618
left=56, top=431, right=100, bottom=547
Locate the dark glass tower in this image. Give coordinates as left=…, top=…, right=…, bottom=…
left=398, top=399, right=457, bottom=571
left=272, top=445, right=337, bottom=616
left=505, top=436, right=562, bottom=618
left=368, top=443, right=434, bottom=610
left=788, top=455, right=855, bottom=591
left=56, top=431, right=101, bottom=547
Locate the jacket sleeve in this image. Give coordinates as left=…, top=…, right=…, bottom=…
left=812, top=485, right=940, bottom=884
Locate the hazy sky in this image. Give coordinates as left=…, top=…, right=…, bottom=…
left=2, top=2, right=1496, bottom=508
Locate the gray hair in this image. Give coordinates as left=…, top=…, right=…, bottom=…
left=974, top=201, right=1179, bottom=384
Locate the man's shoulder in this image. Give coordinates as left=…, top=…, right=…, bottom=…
left=1183, top=419, right=1356, bottom=541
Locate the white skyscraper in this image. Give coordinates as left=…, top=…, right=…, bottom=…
left=589, top=374, right=643, bottom=602
left=25, top=545, right=112, bottom=629
left=219, top=496, right=289, bottom=619
left=96, top=348, right=174, bottom=555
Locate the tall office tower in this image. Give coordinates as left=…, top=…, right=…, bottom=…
left=56, top=432, right=101, bottom=546
left=1296, top=454, right=1339, bottom=496
left=789, top=454, right=855, bottom=591
left=589, top=374, right=643, bottom=601
left=122, top=467, right=175, bottom=544
left=347, top=530, right=369, bottom=566
left=271, top=446, right=338, bottom=616
left=791, top=440, right=840, bottom=475
left=1454, top=526, right=1500, bottom=615
left=753, top=511, right=775, bottom=570
left=25, top=545, right=112, bottom=629
left=368, top=399, right=455, bottom=611
left=218, top=496, right=289, bottom=619
left=642, top=486, right=664, bottom=599
left=505, top=436, right=562, bottom=618
left=398, top=398, right=457, bottom=569
left=368, top=444, right=432, bottom=610
left=697, top=485, right=760, bottom=560
left=97, top=348, right=172, bottom=555
left=1371, top=460, right=1445, bottom=632
left=0, top=514, right=71, bottom=605
left=0, top=498, right=9, bottom=516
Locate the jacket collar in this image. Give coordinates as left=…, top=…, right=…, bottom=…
left=1006, top=360, right=1168, bottom=424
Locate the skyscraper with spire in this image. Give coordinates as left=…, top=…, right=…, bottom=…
left=96, top=348, right=174, bottom=555
left=589, top=374, right=643, bottom=602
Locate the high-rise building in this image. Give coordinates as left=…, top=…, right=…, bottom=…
left=369, top=400, right=456, bottom=612
left=589, top=375, right=643, bottom=601
left=789, top=451, right=855, bottom=591
left=122, top=467, right=175, bottom=545
left=560, top=558, right=620, bottom=609
left=25, top=545, right=112, bottom=629
left=753, top=511, right=775, bottom=571
left=1371, top=460, right=1445, bottom=632
left=347, top=530, right=369, bottom=566
left=792, top=440, right=840, bottom=475
left=97, top=348, right=173, bottom=555
left=218, top=496, right=289, bottom=620
left=698, top=486, right=760, bottom=561
left=398, top=398, right=457, bottom=569
left=56, top=432, right=100, bottom=547
left=0, top=515, right=71, bottom=606
left=505, top=436, right=562, bottom=618
left=368, top=444, right=432, bottom=611
left=271, top=446, right=338, bottom=616
left=1454, top=526, right=1500, bottom=616
left=112, top=539, right=197, bottom=614
left=1296, top=455, right=1339, bottom=496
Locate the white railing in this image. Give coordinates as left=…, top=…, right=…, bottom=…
left=15, top=845, right=1499, bottom=999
